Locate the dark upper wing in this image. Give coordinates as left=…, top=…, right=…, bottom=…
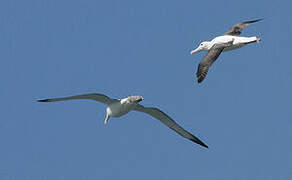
left=134, top=104, right=208, bottom=148
left=37, top=93, right=118, bottom=105
left=196, top=40, right=235, bottom=83
left=224, top=19, right=262, bottom=36
left=196, top=44, right=224, bottom=83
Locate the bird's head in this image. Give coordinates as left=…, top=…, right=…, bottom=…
left=190, top=41, right=210, bottom=54
left=127, top=95, right=144, bottom=104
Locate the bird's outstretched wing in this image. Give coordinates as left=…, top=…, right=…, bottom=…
left=196, top=40, right=234, bottom=83
left=224, top=19, right=262, bottom=36
left=38, top=93, right=118, bottom=105
left=134, top=104, right=208, bottom=148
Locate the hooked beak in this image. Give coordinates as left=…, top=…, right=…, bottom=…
left=190, top=47, right=201, bottom=55
left=104, top=114, right=109, bottom=125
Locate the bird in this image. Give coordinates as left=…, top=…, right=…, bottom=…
left=38, top=93, right=208, bottom=148
left=190, top=19, right=262, bottom=83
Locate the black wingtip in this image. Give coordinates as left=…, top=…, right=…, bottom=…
left=197, top=76, right=204, bottom=83
left=244, top=18, right=263, bottom=24
left=199, top=141, right=209, bottom=149
left=37, top=99, right=50, bottom=102
left=191, top=138, right=209, bottom=148
left=202, top=144, right=209, bottom=149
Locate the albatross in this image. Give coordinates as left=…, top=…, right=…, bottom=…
left=190, top=19, right=262, bottom=83
left=38, top=93, right=208, bottom=148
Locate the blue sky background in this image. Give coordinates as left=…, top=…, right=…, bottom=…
left=0, top=0, right=291, bottom=179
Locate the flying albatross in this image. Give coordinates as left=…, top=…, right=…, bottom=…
left=190, top=19, right=262, bottom=83
left=38, top=93, right=208, bottom=148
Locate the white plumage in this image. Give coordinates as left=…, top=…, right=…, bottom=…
left=190, top=19, right=262, bottom=83
left=38, top=93, right=208, bottom=148
left=190, top=35, right=259, bottom=54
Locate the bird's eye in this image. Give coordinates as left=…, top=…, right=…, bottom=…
left=200, top=43, right=203, bottom=46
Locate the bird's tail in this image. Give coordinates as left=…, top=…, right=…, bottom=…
left=243, top=37, right=261, bottom=44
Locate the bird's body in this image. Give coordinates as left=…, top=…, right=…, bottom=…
left=212, top=35, right=258, bottom=52
left=190, top=19, right=262, bottom=83
left=106, top=97, right=139, bottom=117
left=193, top=35, right=260, bottom=54
left=38, top=93, right=208, bottom=148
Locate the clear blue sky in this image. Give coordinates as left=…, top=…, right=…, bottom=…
left=1, top=0, right=291, bottom=179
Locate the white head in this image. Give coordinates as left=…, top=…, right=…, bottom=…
left=190, top=41, right=211, bottom=54
left=126, top=95, right=144, bottom=103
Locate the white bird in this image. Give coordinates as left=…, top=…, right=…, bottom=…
left=38, top=93, right=208, bottom=148
left=190, top=19, right=262, bottom=83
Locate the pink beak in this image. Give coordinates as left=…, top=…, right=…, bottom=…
left=190, top=47, right=201, bottom=55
